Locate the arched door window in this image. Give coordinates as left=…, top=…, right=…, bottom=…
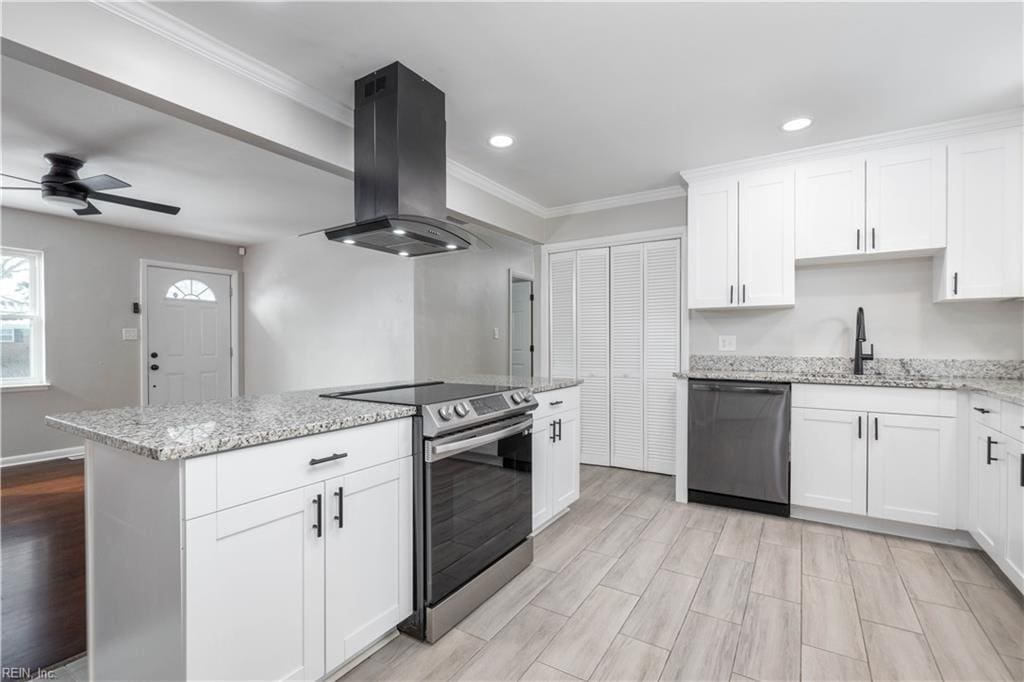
left=165, top=279, right=216, bottom=301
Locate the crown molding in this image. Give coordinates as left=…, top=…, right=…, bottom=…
left=680, top=107, right=1024, bottom=185
left=91, top=0, right=354, bottom=126
left=446, top=159, right=550, bottom=218
left=545, top=185, right=686, bottom=218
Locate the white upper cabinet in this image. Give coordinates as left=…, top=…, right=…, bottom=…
left=738, top=168, right=795, bottom=307
left=687, top=179, right=738, bottom=309
left=548, top=251, right=577, bottom=378
left=795, top=156, right=866, bottom=260
left=865, top=143, right=946, bottom=255
left=937, top=130, right=1023, bottom=301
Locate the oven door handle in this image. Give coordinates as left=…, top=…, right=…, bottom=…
left=426, top=418, right=532, bottom=462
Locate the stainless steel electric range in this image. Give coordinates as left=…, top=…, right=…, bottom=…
left=322, top=381, right=538, bottom=642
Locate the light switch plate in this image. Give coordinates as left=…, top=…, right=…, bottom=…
left=493, top=327, right=500, bottom=340
left=122, top=328, right=139, bottom=341
left=718, top=335, right=736, bottom=351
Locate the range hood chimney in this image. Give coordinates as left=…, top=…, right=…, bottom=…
left=325, top=62, right=471, bottom=257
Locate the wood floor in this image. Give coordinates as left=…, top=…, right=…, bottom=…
left=341, top=465, right=1024, bottom=682
left=1, top=458, right=87, bottom=675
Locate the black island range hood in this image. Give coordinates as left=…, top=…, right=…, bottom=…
left=325, top=62, right=472, bottom=257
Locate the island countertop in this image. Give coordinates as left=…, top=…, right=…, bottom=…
left=45, top=375, right=582, bottom=461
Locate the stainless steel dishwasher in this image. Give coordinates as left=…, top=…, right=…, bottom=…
left=688, top=380, right=791, bottom=516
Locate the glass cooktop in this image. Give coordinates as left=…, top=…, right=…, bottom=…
left=321, top=382, right=510, bottom=406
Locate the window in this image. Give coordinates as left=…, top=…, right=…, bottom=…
left=165, top=278, right=216, bottom=302
left=1, top=247, right=45, bottom=387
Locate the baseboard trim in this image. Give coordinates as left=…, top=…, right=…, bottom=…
left=2, top=445, right=85, bottom=468
left=791, top=505, right=977, bottom=549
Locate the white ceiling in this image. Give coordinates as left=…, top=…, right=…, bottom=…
left=1, top=57, right=353, bottom=245
left=154, top=1, right=1023, bottom=207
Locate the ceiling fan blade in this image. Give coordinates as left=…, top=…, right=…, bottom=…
left=0, top=186, right=39, bottom=190
left=65, top=174, right=131, bottom=192
left=1, top=173, right=40, bottom=185
left=89, top=191, right=180, bottom=215
left=74, top=202, right=102, bottom=216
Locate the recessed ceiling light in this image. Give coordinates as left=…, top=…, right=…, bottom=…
left=781, top=117, right=813, bottom=132
left=398, top=251, right=409, bottom=257
left=488, top=134, right=515, bottom=149
left=342, top=238, right=356, bottom=245
left=446, top=244, right=458, bottom=250
left=392, top=228, right=407, bottom=235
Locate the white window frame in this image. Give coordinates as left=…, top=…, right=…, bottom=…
left=1, top=246, right=47, bottom=388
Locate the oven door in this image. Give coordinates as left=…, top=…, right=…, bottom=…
left=424, top=414, right=533, bottom=607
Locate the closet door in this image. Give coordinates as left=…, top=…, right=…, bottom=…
left=643, top=240, right=681, bottom=475
left=548, top=252, right=577, bottom=378
left=576, top=248, right=610, bottom=466
left=610, top=244, right=644, bottom=471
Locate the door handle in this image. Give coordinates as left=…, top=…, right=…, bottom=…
left=312, top=494, right=323, bottom=538
left=987, top=436, right=1000, bottom=464
left=309, top=452, right=348, bottom=466
left=333, top=486, right=344, bottom=528
left=150, top=364, right=159, bottom=371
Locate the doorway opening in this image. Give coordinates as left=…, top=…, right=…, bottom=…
left=508, top=270, right=534, bottom=378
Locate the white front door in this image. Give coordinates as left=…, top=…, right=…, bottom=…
left=145, top=265, right=232, bottom=405
left=509, top=278, right=533, bottom=377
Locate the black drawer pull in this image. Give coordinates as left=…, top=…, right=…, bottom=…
left=312, top=494, right=322, bottom=538
left=333, top=486, right=344, bottom=528
left=987, top=436, right=1000, bottom=465
left=310, top=452, right=348, bottom=466
left=973, top=407, right=991, bottom=414
left=549, top=400, right=564, bottom=406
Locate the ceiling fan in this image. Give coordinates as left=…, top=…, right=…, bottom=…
left=1, top=153, right=180, bottom=216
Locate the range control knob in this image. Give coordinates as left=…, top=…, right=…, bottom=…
left=522, top=390, right=533, bottom=401
left=510, top=391, right=523, bottom=404
left=454, top=402, right=470, bottom=417
left=438, top=405, right=453, bottom=421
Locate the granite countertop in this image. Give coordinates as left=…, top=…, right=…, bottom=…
left=45, top=375, right=581, bottom=461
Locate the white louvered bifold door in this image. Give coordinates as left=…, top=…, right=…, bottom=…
left=575, top=248, right=610, bottom=467
left=610, top=244, right=644, bottom=471
left=548, top=251, right=577, bottom=379
left=643, top=240, right=681, bottom=474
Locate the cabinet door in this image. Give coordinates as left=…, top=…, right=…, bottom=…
left=186, top=485, right=325, bottom=682
left=577, top=248, right=610, bottom=467
left=551, top=413, right=581, bottom=512
left=791, top=408, right=867, bottom=514
left=325, top=459, right=412, bottom=671
left=548, top=251, right=577, bottom=378
left=866, top=143, right=946, bottom=254
left=867, top=413, right=956, bottom=528
left=1004, top=447, right=1024, bottom=589
left=738, top=168, right=795, bottom=307
left=972, top=426, right=1006, bottom=555
left=532, top=422, right=553, bottom=530
left=941, top=130, right=1023, bottom=300
left=795, top=156, right=866, bottom=259
left=643, top=240, right=681, bottom=475
left=688, top=179, right=737, bottom=309
left=610, top=244, right=644, bottom=471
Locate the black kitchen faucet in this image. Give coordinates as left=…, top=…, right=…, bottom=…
left=854, top=306, right=874, bottom=375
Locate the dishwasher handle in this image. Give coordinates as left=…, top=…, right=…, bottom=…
left=690, top=383, right=788, bottom=395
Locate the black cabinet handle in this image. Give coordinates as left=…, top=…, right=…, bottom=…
left=742, top=284, right=746, bottom=303
left=550, top=421, right=557, bottom=443
left=874, top=417, right=879, bottom=441
left=333, top=486, right=344, bottom=528
left=150, top=352, right=158, bottom=359
left=549, top=400, right=564, bottom=406
left=729, top=285, right=734, bottom=304
left=557, top=419, right=563, bottom=442
left=953, top=272, right=958, bottom=295
left=1020, top=455, right=1023, bottom=487
left=150, top=364, right=159, bottom=371
left=973, top=407, right=991, bottom=414
left=857, top=229, right=861, bottom=251
left=858, top=416, right=862, bottom=439
left=871, top=228, right=876, bottom=250
left=309, top=452, right=348, bottom=466
left=312, top=494, right=322, bottom=537
left=987, top=436, right=1000, bottom=464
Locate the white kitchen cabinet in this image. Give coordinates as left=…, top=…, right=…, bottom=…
left=791, top=407, right=867, bottom=514
left=1005, top=447, right=1024, bottom=588
left=532, top=387, right=582, bottom=531
left=324, top=458, right=412, bottom=672
left=795, top=156, right=866, bottom=260
left=687, top=178, right=738, bottom=309
left=576, top=247, right=611, bottom=466
left=186, top=484, right=326, bottom=682
left=936, top=130, right=1023, bottom=301
left=866, top=143, right=946, bottom=255
left=971, top=424, right=1006, bottom=556
left=867, top=413, right=956, bottom=528
left=738, top=167, right=795, bottom=307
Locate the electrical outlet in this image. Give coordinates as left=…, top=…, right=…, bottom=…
left=718, top=335, right=736, bottom=352
left=493, top=327, right=500, bottom=340
left=122, top=328, right=139, bottom=341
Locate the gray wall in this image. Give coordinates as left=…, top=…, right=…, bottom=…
left=545, top=196, right=685, bottom=243
left=1, top=208, right=243, bottom=457
left=414, top=225, right=536, bottom=378
left=242, top=233, right=415, bottom=394
left=690, top=257, right=1024, bottom=359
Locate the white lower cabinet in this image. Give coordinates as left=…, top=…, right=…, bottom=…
left=791, top=407, right=867, bottom=514
left=186, top=485, right=326, bottom=682
left=971, top=424, right=1006, bottom=555
left=532, top=390, right=581, bottom=530
left=1004, top=447, right=1024, bottom=587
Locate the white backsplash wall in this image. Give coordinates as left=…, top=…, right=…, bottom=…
left=414, top=225, right=536, bottom=378
left=690, top=257, right=1023, bottom=360
left=243, top=233, right=415, bottom=394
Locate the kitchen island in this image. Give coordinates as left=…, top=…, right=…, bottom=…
left=46, top=375, right=580, bottom=682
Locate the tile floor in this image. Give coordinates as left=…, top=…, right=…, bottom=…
left=342, top=465, right=1023, bottom=682
left=45, top=466, right=1023, bottom=682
